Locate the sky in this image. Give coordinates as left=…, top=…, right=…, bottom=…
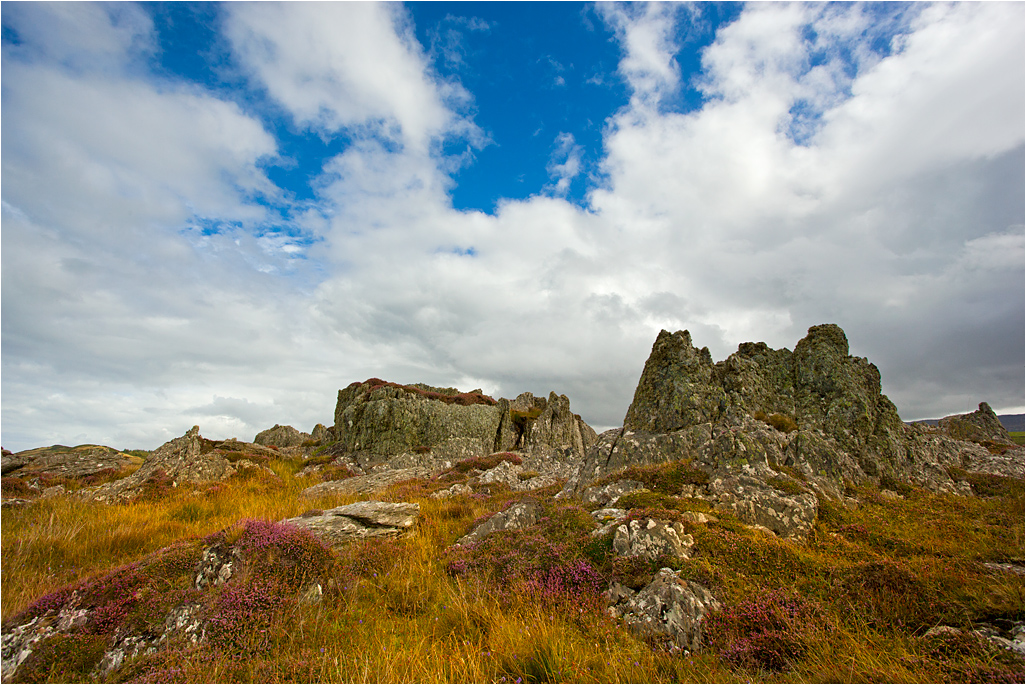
left=1, top=1, right=1023, bottom=452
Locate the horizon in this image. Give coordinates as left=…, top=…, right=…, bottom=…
left=2, top=2, right=1024, bottom=452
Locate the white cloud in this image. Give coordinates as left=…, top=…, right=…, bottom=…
left=2, top=2, right=1022, bottom=452
left=546, top=133, right=584, bottom=195
left=224, top=2, right=475, bottom=153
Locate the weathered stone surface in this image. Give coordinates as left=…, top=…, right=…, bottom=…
left=254, top=424, right=311, bottom=448
left=283, top=501, right=420, bottom=548
left=1, top=444, right=142, bottom=482
left=87, top=427, right=238, bottom=504
left=456, top=500, right=542, bottom=545
left=580, top=479, right=646, bottom=506
left=496, top=391, right=599, bottom=460
left=708, top=470, right=818, bottom=539
left=301, top=467, right=432, bottom=498
left=939, top=402, right=1015, bottom=445
left=612, top=518, right=694, bottom=560
left=606, top=568, right=721, bottom=652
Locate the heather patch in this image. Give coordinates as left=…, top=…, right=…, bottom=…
left=11, top=632, right=108, bottom=683
left=220, top=519, right=335, bottom=591
left=705, top=589, right=824, bottom=673
left=206, top=580, right=288, bottom=650
left=446, top=503, right=604, bottom=609
left=1, top=476, right=33, bottom=497
left=917, top=628, right=1026, bottom=683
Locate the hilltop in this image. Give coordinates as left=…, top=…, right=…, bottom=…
left=2, top=324, right=1023, bottom=683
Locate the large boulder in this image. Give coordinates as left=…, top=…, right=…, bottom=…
left=330, top=380, right=596, bottom=477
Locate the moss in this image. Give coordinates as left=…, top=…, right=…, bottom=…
left=766, top=476, right=807, bottom=496
left=592, top=458, right=709, bottom=494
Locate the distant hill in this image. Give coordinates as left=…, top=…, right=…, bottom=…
left=909, top=414, right=1024, bottom=432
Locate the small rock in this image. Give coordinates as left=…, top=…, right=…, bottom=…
left=605, top=568, right=721, bottom=651
left=456, top=500, right=541, bottom=545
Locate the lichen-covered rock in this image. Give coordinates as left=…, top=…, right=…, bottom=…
left=606, top=568, right=721, bottom=652
left=333, top=380, right=502, bottom=460
left=939, top=402, right=1015, bottom=445
left=430, top=482, right=474, bottom=499
left=283, top=501, right=420, bottom=548
left=612, top=518, right=694, bottom=560
left=708, top=471, right=818, bottom=539
left=331, top=381, right=597, bottom=471
left=563, top=325, right=1014, bottom=501
left=456, top=500, right=542, bottom=545
left=87, top=427, right=237, bottom=504
left=254, top=424, right=311, bottom=448
left=580, top=479, right=646, bottom=506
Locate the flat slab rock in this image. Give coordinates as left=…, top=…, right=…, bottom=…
left=301, top=467, right=432, bottom=497
left=283, top=501, right=420, bottom=548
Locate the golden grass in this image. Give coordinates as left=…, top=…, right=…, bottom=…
left=2, top=455, right=1023, bottom=684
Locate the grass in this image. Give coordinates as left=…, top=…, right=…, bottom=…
left=1008, top=431, right=1024, bottom=446
left=2, top=452, right=1023, bottom=683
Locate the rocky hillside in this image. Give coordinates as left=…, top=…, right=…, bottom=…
left=1, top=324, right=1022, bottom=683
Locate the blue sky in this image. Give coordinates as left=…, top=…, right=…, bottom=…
left=2, top=2, right=1023, bottom=451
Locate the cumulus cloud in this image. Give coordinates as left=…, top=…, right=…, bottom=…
left=2, top=2, right=1022, bottom=452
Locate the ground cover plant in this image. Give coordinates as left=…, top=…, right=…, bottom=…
left=2, top=452, right=1023, bottom=683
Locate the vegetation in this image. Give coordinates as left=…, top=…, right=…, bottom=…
left=2, top=454, right=1023, bottom=683
left=350, top=378, right=497, bottom=406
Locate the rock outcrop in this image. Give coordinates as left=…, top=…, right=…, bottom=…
left=1, top=445, right=143, bottom=483
left=561, top=324, right=1023, bottom=537
left=254, top=424, right=311, bottom=448
left=938, top=402, right=1015, bottom=446
left=85, top=427, right=250, bottom=503
left=320, top=380, right=597, bottom=494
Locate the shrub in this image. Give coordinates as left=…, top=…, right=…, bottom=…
left=231, top=519, right=335, bottom=590
left=1, top=476, right=33, bottom=497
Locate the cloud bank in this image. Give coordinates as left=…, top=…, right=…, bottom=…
left=2, top=2, right=1022, bottom=451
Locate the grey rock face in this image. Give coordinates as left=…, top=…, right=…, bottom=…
left=606, top=568, right=721, bottom=652
left=331, top=381, right=596, bottom=469
left=283, top=501, right=420, bottom=548
left=612, top=518, right=694, bottom=560
left=580, top=478, right=647, bottom=506
left=456, top=500, right=542, bottom=545
left=254, top=424, right=311, bottom=448
left=87, top=427, right=237, bottom=504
